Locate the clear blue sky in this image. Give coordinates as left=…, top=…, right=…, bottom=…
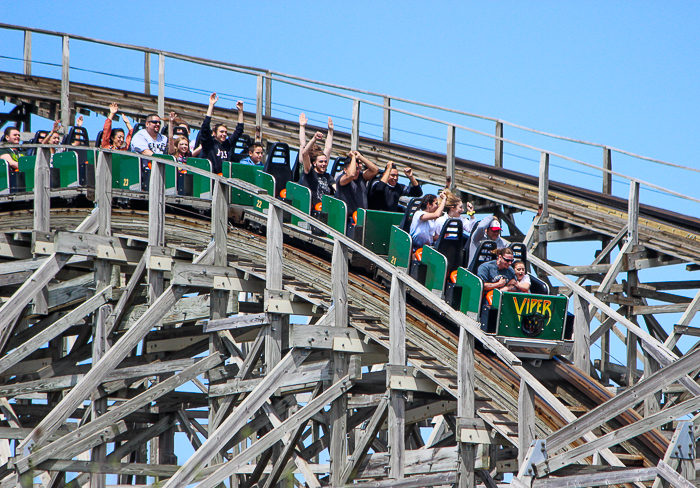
left=2, top=0, right=700, bottom=474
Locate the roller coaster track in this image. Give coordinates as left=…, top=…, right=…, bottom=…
left=1, top=25, right=700, bottom=488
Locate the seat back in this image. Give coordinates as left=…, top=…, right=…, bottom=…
left=95, top=130, right=103, bottom=148
left=230, top=134, right=252, bottom=162
left=322, top=195, right=347, bottom=236
left=355, top=208, right=403, bottom=255
left=291, top=154, right=301, bottom=183
left=26, top=130, right=50, bottom=156
left=468, top=240, right=497, bottom=274
left=112, top=153, right=142, bottom=191
left=132, top=123, right=146, bottom=136
left=510, top=243, right=527, bottom=264
left=329, top=156, right=347, bottom=178
left=286, top=181, right=312, bottom=228
left=388, top=225, right=412, bottom=271
left=263, top=143, right=292, bottom=198
left=529, top=274, right=550, bottom=295
left=435, top=218, right=465, bottom=274
left=399, top=197, right=422, bottom=233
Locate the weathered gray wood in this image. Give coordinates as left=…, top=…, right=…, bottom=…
left=538, top=395, right=700, bottom=475
left=0, top=286, right=110, bottom=377
left=518, top=378, right=535, bottom=469
left=331, top=240, right=350, bottom=486
left=495, top=121, right=504, bottom=168
left=341, top=393, right=389, bottom=484
left=289, top=325, right=359, bottom=349
left=570, top=294, right=591, bottom=373
left=15, top=354, right=221, bottom=472
left=185, top=373, right=352, bottom=488
left=108, top=251, right=146, bottom=334
left=144, top=52, right=150, bottom=95
left=265, top=71, right=272, bottom=118
left=531, top=467, right=658, bottom=488
left=32, top=147, right=52, bottom=316
left=531, top=253, right=700, bottom=397
left=23, top=31, right=31, bottom=75
left=458, top=325, right=475, bottom=488
left=90, top=304, right=110, bottom=488
left=546, top=347, right=700, bottom=452
left=18, top=279, right=192, bottom=452
left=204, top=312, right=268, bottom=332
left=61, top=35, right=70, bottom=127
left=96, top=151, right=112, bottom=237
left=389, top=274, right=406, bottom=480
left=160, top=348, right=306, bottom=488
left=446, top=125, right=456, bottom=191
left=171, top=263, right=262, bottom=291
left=351, top=99, right=360, bottom=151
left=539, top=152, right=549, bottom=219
left=355, top=446, right=457, bottom=478
left=656, top=461, right=695, bottom=488
left=628, top=180, right=640, bottom=246
left=603, top=147, right=612, bottom=195
left=554, top=264, right=611, bottom=276
left=256, top=74, right=264, bottom=129
left=383, top=97, right=391, bottom=142
left=157, top=53, right=165, bottom=118
left=209, top=359, right=331, bottom=396
left=340, top=472, right=457, bottom=488
left=53, top=232, right=142, bottom=262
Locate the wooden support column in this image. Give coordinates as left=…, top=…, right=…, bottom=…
left=570, top=294, right=591, bottom=374
left=90, top=304, right=110, bottom=488
left=383, top=97, right=391, bottom=143
left=33, top=147, right=51, bottom=315
left=495, top=121, right=504, bottom=168
left=351, top=100, right=360, bottom=151
left=61, top=36, right=70, bottom=128
left=265, top=71, right=272, bottom=118
left=446, top=125, right=456, bottom=191
left=256, top=75, right=264, bottom=130
left=144, top=52, right=151, bottom=95
left=628, top=180, right=640, bottom=247
left=388, top=274, right=406, bottom=480
left=207, top=181, right=229, bottom=466
left=518, top=378, right=535, bottom=469
left=157, top=53, right=165, bottom=119
left=331, top=240, right=349, bottom=486
left=23, top=31, right=31, bottom=76
left=626, top=181, right=641, bottom=387
left=457, top=326, right=475, bottom=488
left=148, top=158, right=166, bottom=303
left=534, top=152, right=549, bottom=279
left=603, top=147, right=612, bottom=196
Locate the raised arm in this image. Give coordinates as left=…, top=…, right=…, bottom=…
left=356, top=151, right=379, bottom=181
left=419, top=192, right=447, bottom=221
left=122, top=114, right=134, bottom=149
left=324, top=117, right=334, bottom=160
left=168, top=111, right=177, bottom=155
left=380, top=161, right=394, bottom=184
left=42, top=120, right=61, bottom=144
left=206, top=92, right=218, bottom=117
left=298, top=113, right=307, bottom=152
left=404, top=167, right=419, bottom=187
left=228, top=101, right=245, bottom=145
left=300, top=131, right=323, bottom=174
left=338, top=152, right=358, bottom=186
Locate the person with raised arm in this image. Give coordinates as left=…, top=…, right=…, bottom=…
left=299, top=113, right=336, bottom=207
left=101, top=103, right=133, bottom=150
left=335, top=150, right=379, bottom=223
left=200, top=93, right=244, bottom=175
left=410, top=192, right=447, bottom=248
left=368, top=161, right=422, bottom=212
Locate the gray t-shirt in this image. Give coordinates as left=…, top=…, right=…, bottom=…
left=334, top=172, right=369, bottom=219
left=477, top=259, right=516, bottom=286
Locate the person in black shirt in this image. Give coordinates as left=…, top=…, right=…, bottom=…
left=335, top=150, right=379, bottom=221
left=299, top=113, right=335, bottom=208
left=368, top=161, right=422, bottom=212
left=200, top=93, right=244, bottom=175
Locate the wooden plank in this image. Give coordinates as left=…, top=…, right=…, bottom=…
left=518, top=379, right=535, bottom=469
left=537, top=395, right=700, bottom=475
left=546, top=347, right=700, bottom=453
left=539, top=152, right=549, bottom=219
left=0, top=287, right=111, bottom=376
left=331, top=240, right=350, bottom=486
left=289, top=325, right=359, bottom=349
left=14, top=354, right=222, bottom=473
left=171, top=262, right=263, bottom=291
left=571, top=294, right=591, bottom=373
left=18, top=241, right=213, bottom=453
left=159, top=348, right=307, bottom=488
left=656, top=461, right=695, bottom=488
left=340, top=472, right=457, bottom=488
left=183, top=373, right=353, bottom=488
left=61, top=35, right=69, bottom=126
left=531, top=467, right=658, bottom=488
left=340, top=393, right=389, bottom=484
left=357, top=447, right=458, bottom=478
left=458, top=324, right=475, bottom=488
left=54, top=232, right=142, bottom=263
left=204, top=312, right=268, bottom=332
left=107, top=251, right=146, bottom=334
left=33, top=146, right=51, bottom=315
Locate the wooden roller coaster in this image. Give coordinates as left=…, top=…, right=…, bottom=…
left=0, top=23, right=699, bottom=488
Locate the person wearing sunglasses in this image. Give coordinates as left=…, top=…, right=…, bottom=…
left=130, top=114, right=167, bottom=156
left=477, top=247, right=517, bottom=328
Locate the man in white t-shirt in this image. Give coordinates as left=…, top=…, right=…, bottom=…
left=130, top=114, right=167, bottom=157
